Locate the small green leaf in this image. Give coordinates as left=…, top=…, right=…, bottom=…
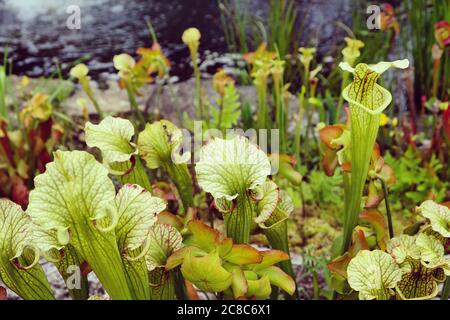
left=185, top=220, right=220, bottom=253
left=246, top=274, right=271, bottom=299
left=217, top=237, right=233, bottom=257
left=181, top=251, right=232, bottom=293
left=165, top=247, right=191, bottom=270
left=256, top=266, right=296, bottom=296
left=223, top=244, right=262, bottom=265
left=210, top=83, right=241, bottom=130
left=223, top=264, right=248, bottom=298
left=249, top=250, right=290, bottom=272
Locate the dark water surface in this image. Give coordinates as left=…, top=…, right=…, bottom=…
left=0, top=0, right=351, bottom=81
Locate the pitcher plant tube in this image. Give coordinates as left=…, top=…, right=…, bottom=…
left=195, top=136, right=271, bottom=244
left=339, top=59, right=409, bottom=253
left=85, top=116, right=152, bottom=191
left=138, top=120, right=194, bottom=212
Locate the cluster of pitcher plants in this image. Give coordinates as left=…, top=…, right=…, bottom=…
left=0, top=1, right=450, bottom=301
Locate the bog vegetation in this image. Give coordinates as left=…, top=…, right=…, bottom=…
left=0, top=0, right=449, bottom=300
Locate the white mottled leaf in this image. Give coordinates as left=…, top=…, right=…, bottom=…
left=145, top=224, right=183, bottom=271
left=417, top=200, right=450, bottom=238
left=28, top=150, right=116, bottom=230
left=387, top=235, right=421, bottom=265
left=195, top=136, right=271, bottom=200
left=347, top=250, right=402, bottom=300
left=415, top=233, right=446, bottom=269
left=254, top=181, right=279, bottom=225
left=0, top=200, right=54, bottom=300
left=115, top=184, right=166, bottom=251
left=27, top=150, right=134, bottom=300
left=0, top=200, right=33, bottom=261
left=85, top=116, right=136, bottom=164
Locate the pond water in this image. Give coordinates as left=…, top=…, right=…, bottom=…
left=0, top=0, right=351, bottom=81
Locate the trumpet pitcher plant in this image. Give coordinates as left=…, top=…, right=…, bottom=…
left=85, top=116, right=152, bottom=191
left=27, top=151, right=166, bottom=300
left=138, top=120, right=194, bottom=212
left=330, top=200, right=450, bottom=300
left=195, top=136, right=271, bottom=244
left=339, top=59, right=409, bottom=252
left=195, top=136, right=295, bottom=285
left=0, top=200, right=54, bottom=300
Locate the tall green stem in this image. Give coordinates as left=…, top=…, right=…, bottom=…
left=263, top=208, right=295, bottom=282
left=218, top=96, right=224, bottom=131
left=442, top=277, right=450, bottom=300
left=174, top=268, right=189, bottom=300
left=274, top=82, right=287, bottom=152
left=256, top=83, right=268, bottom=130
left=125, top=81, right=145, bottom=127
left=294, top=87, right=306, bottom=167
left=338, top=60, right=409, bottom=253
left=121, top=248, right=150, bottom=300
left=0, top=66, right=6, bottom=122
left=192, top=52, right=203, bottom=121
left=380, top=179, right=394, bottom=239
left=81, top=79, right=104, bottom=119
left=57, top=245, right=89, bottom=300
left=342, top=104, right=381, bottom=252
left=0, top=252, right=54, bottom=300
left=149, top=268, right=177, bottom=300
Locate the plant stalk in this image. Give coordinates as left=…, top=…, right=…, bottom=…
left=380, top=178, right=394, bottom=239
left=125, top=81, right=145, bottom=128
left=225, top=194, right=254, bottom=244
left=442, top=277, right=450, bottom=300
